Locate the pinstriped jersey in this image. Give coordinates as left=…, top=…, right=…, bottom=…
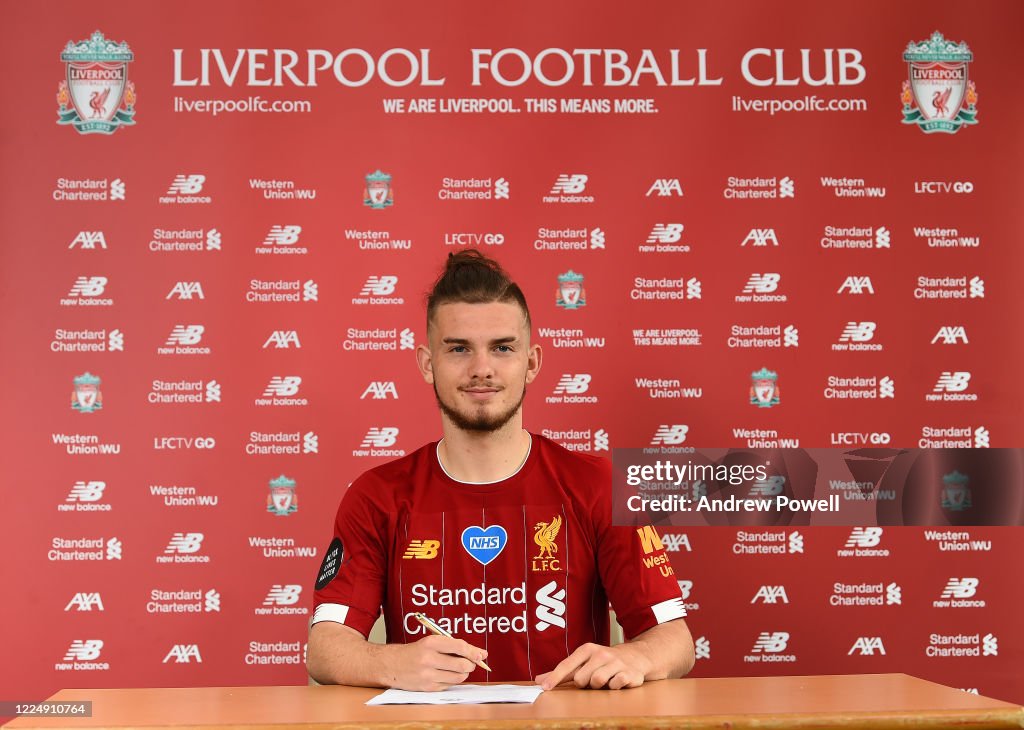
left=311, top=433, right=686, bottom=682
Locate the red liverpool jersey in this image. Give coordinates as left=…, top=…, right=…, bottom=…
left=312, top=433, right=686, bottom=682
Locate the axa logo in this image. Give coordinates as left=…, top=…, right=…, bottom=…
left=263, top=376, right=302, bottom=397
left=839, top=322, right=876, bottom=342
left=263, top=584, right=303, bottom=606
left=550, top=174, right=588, bottom=194
left=742, top=273, right=780, bottom=293
left=64, top=639, right=104, bottom=661
left=361, top=427, right=398, bottom=448
left=941, top=577, right=979, bottom=598
left=163, top=644, right=202, bottom=663
left=361, top=381, right=398, bottom=399
left=848, top=637, right=885, bottom=655
left=69, top=231, right=107, bottom=249
left=646, top=178, right=683, bottom=197
left=647, top=223, right=684, bottom=243
left=651, top=424, right=688, bottom=445
left=166, top=325, right=204, bottom=346
left=65, top=592, right=104, bottom=611
left=534, top=580, right=567, bottom=631
left=742, top=228, right=779, bottom=247
left=263, top=330, right=301, bottom=348
left=403, top=540, right=440, bottom=559
left=931, top=326, right=968, bottom=344
left=359, top=275, right=398, bottom=296
left=263, top=225, right=301, bottom=246
left=752, top=585, right=789, bottom=604
left=68, top=276, right=108, bottom=297
left=837, top=276, right=874, bottom=294
left=167, top=174, right=205, bottom=195
left=167, top=281, right=204, bottom=300
left=751, top=632, right=789, bottom=653
left=553, top=374, right=591, bottom=394
left=845, top=527, right=883, bottom=548
left=934, top=371, right=971, bottom=393
left=164, top=532, right=204, bottom=554
left=66, top=481, right=106, bottom=502
left=661, top=534, right=691, bottom=552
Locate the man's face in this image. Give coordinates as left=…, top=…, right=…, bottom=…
left=417, top=301, right=541, bottom=433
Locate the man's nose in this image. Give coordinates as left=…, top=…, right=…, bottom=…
left=468, top=349, right=495, bottom=379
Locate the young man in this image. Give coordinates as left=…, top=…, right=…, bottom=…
left=307, top=251, right=694, bottom=691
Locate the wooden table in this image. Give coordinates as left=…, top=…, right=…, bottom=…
left=6, top=674, right=1023, bottom=729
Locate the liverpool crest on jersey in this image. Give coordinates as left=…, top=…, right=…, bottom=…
left=57, top=31, right=136, bottom=135
left=901, top=31, right=977, bottom=134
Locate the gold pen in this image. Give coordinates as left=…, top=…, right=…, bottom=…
left=413, top=612, right=492, bottom=672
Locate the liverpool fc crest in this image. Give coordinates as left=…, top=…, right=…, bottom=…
left=901, top=31, right=977, bottom=134
left=57, top=31, right=136, bottom=135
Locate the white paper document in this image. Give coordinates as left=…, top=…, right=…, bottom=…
left=366, top=684, right=545, bottom=705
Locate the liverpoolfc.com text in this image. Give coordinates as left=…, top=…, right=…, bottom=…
left=173, top=96, right=312, bottom=115
left=731, top=94, right=868, bottom=115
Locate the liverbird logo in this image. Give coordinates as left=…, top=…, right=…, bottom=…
left=57, top=31, right=137, bottom=135
left=901, top=31, right=977, bottom=134
left=532, top=515, right=562, bottom=572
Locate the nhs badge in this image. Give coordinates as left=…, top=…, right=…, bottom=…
left=461, top=525, right=507, bottom=565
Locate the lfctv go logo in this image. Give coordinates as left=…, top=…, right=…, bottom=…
left=154, top=436, right=216, bottom=449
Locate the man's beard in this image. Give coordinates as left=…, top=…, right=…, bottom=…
left=434, top=380, right=526, bottom=432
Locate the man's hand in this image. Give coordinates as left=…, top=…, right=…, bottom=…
left=383, top=635, right=488, bottom=692
left=535, top=642, right=653, bottom=690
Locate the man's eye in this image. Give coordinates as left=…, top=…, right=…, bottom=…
left=451, top=346, right=467, bottom=353
left=495, top=345, right=512, bottom=352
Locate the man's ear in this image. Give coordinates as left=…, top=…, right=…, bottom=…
left=416, top=343, right=434, bottom=384
left=525, top=342, right=542, bottom=384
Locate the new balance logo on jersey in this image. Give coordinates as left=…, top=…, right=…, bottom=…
left=535, top=580, right=567, bottom=631
left=837, top=276, right=874, bottom=294
left=66, top=481, right=106, bottom=502
left=359, top=276, right=398, bottom=296
left=163, top=644, right=202, bottom=663
left=263, top=377, right=302, bottom=397
left=69, top=231, right=107, bottom=249
left=263, top=225, right=301, bottom=246
left=361, top=427, right=398, bottom=448
left=167, top=282, right=205, bottom=300
left=848, top=637, right=885, bottom=656
left=941, top=578, right=979, bottom=598
left=845, top=527, right=883, bottom=548
left=646, top=178, right=683, bottom=197
left=68, top=277, right=108, bottom=297
left=651, top=424, right=688, bottom=445
left=647, top=223, right=684, bottom=243
left=361, top=381, right=398, bottom=399
left=751, top=632, right=789, bottom=653
left=167, top=174, right=205, bottom=195
left=741, top=228, right=779, bottom=247
left=65, top=592, right=104, bottom=611
left=263, top=330, right=301, bottom=348
left=933, top=372, right=971, bottom=393
left=164, top=532, right=204, bottom=554
left=553, top=374, right=591, bottom=394
left=263, top=584, right=302, bottom=606
left=166, top=325, right=204, bottom=346
left=63, top=640, right=103, bottom=661
left=403, top=540, right=440, bottom=559
left=550, top=174, right=588, bottom=194
left=742, top=274, right=780, bottom=293
left=752, top=586, right=789, bottom=604
left=839, top=322, right=876, bottom=342
left=931, top=326, right=969, bottom=345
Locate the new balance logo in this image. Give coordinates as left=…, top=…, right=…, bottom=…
left=647, top=223, right=684, bottom=243
left=263, top=330, right=301, bottom=348
left=931, top=326, right=969, bottom=345
left=164, top=532, right=204, bottom=554
left=646, top=178, right=683, bottom=197
left=361, top=427, right=398, bottom=448
left=741, top=228, right=779, bottom=247
left=839, top=322, right=876, bottom=342
left=751, top=632, right=789, bottom=653
left=934, top=371, right=971, bottom=393
left=69, top=231, right=107, bottom=249
left=66, top=481, right=106, bottom=502
left=941, top=578, right=979, bottom=599
left=752, top=585, right=789, bottom=604
left=837, top=276, right=874, bottom=294
left=166, top=325, right=204, bottom=346
left=163, top=644, right=202, bottom=663
left=550, top=174, right=588, bottom=194
left=263, top=225, right=302, bottom=246
left=167, top=281, right=205, bottom=300
left=553, top=374, right=591, bottom=394
left=361, top=381, right=398, bottom=399
left=402, top=540, right=440, bottom=559
left=64, top=640, right=103, bottom=661
left=848, top=637, right=885, bottom=655
left=263, top=584, right=302, bottom=606
left=263, top=376, right=302, bottom=397
left=167, top=174, right=205, bottom=195
left=68, top=277, right=107, bottom=297
left=742, top=273, right=780, bottom=293
left=651, top=424, right=688, bottom=445
left=845, top=527, right=883, bottom=548
left=359, top=276, right=398, bottom=296
left=64, top=592, right=104, bottom=611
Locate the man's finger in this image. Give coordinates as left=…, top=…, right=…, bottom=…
left=539, top=645, right=594, bottom=690
left=423, top=635, right=487, bottom=663
left=433, top=652, right=476, bottom=675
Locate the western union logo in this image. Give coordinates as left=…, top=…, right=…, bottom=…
left=402, top=539, right=440, bottom=559
left=636, top=525, right=665, bottom=555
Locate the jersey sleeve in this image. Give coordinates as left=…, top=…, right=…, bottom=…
left=311, top=478, right=387, bottom=638
left=591, top=462, right=687, bottom=639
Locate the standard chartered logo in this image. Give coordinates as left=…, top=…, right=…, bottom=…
left=110, top=178, right=126, bottom=200
left=589, top=228, right=606, bottom=249
left=204, top=589, right=221, bottom=612
left=494, top=177, right=510, bottom=199
left=205, top=380, right=221, bottom=402
left=535, top=581, right=567, bottom=631
left=205, top=229, right=222, bottom=250
left=874, top=226, right=890, bottom=248
left=787, top=532, right=804, bottom=554
left=783, top=325, right=799, bottom=347
left=982, top=634, right=998, bottom=656
left=779, top=177, right=795, bottom=198
left=879, top=376, right=895, bottom=399
left=108, top=329, right=124, bottom=351
left=400, top=328, right=416, bottom=350
left=969, top=276, right=985, bottom=298
left=303, top=280, right=318, bottom=301
left=105, top=537, right=122, bottom=560
left=694, top=636, right=711, bottom=660
left=686, top=278, right=702, bottom=299
left=303, top=431, right=319, bottom=453
left=886, top=583, right=902, bottom=605
left=593, top=429, right=610, bottom=451
left=974, top=427, right=990, bottom=448
left=405, top=583, right=527, bottom=635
